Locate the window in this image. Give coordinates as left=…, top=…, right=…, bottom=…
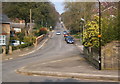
left=0, top=35, right=6, bottom=45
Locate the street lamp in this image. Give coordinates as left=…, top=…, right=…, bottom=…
left=80, top=18, right=85, bottom=44
left=50, top=26, right=52, bottom=31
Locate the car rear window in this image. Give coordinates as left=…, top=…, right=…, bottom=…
left=67, top=36, right=73, bottom=39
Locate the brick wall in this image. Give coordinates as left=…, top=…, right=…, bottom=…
left=1, top=23, right=10, bottom=54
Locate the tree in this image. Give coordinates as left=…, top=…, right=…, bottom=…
left=62, top=2, right=96, bottom=34
left=2, top=2, right=59, bottom=35
left=83, top=15, right=99, bottom=48
left=62, top=2, right=119, bottom=47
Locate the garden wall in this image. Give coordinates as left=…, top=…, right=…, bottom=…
left=101, top=41, right=120, bottom=70
left=84, top=41, right=120, bottom=70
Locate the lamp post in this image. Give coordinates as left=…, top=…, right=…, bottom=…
left=50, top=26, right=52, bottom=31
left=98, top=0, right=101, bottom=70
left=80, top=18, right=85, bottom=44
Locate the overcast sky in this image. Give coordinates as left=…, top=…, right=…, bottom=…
left=50, top=0, right=119, bottom=14
left=50, top=0, right=65, bottom=14
left=53, top=2, right=65, bottom=14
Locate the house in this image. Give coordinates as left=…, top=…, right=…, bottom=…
left=0, top=14, right=11, bottom=54
left=10, top=23, right=35, bottom=34
left=93, top=2, right=117, bottom=17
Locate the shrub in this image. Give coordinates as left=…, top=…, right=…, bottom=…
left=16, top=30, right=25, bottom=41
left=23, top=36, right=36, bottom=43
left=83, top=15, right=119, bottom=48
left=20, top=42, right=33, bottom=48
left=39, top=28, right=48, bottom=35
left=83, top=18, right=99, bottom=48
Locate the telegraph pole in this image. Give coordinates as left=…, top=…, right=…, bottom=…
left=98, top=0, right=101, bottom=70
left=29, top=9, right=32, bottom=35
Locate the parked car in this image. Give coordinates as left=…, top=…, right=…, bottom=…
left=10, top=40, right=25, bottom=46
left=63, top=31, right=67, bottom=35
left=65, top=35, right=70, bottom=41
left=64, top=34, right=68, bottom=37
left=56, top=31, right=61, bottom=35
left=65, top=36, right=74, bottom=44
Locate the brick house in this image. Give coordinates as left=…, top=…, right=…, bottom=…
left=0, top=14, right=11, bottom=54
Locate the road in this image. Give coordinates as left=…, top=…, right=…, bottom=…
left=2, top=22, right=106, bottom=82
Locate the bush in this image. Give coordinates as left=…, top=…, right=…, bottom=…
left=34, top=27, right=48, bottom=36
left=23, top=36, right=36, bottom=43
left=39, top=28, right=48, bottom=35
left=16, top=31, right=25, bottom=41
left=20, top=42, right=33, bottom=48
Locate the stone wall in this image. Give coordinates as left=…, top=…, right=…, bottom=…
left=83, top=41, right=120, bottom=70
left=101, top=41, right=120, bottom=70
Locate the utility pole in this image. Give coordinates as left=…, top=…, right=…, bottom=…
left=29, top=9, right=32, bottom=35
left=98, top=0, right=101, bottom=70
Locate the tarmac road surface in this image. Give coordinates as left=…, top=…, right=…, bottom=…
left=2, top=22, right=118, bottom=83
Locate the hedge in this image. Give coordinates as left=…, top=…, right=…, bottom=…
left=12, top=42, right=33, bottom=50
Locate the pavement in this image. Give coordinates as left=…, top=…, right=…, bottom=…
left=16, top=39, right=119, bottom=82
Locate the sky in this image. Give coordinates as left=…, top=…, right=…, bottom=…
left=50, top=0, right=119, bottom=14
left=53, top=2, right=65, bottom=14
left=50, top=0, right=65, bottom=14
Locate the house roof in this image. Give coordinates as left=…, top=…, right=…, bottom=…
left=11, top=23, right=35, bottom=29
left=0, top=14, right=11, bottom=24
left=11, top=23, right=26, bottom=28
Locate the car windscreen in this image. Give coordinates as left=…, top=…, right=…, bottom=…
left=11, top=40, right=16, bottom=43
left=67, top=36, right=73, bottom=39
left=57, top=32, right=60, bottom=33
left=68, top=38, right=74, bottom=40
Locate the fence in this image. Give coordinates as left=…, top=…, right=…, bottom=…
left=83, top=47, right=100, bottom=69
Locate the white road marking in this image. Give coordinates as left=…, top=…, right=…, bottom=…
left=19, top=39, right=48, bottom=57
left=41, top=60, right=63, bottom=65
left=51, top=32, right=55, bottom=38
left=40, top=57, right=83, bottom=65
left=9, top=58, right=13, bottom=59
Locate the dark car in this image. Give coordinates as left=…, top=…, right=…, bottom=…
left=65, top=36, right=74, bottom=44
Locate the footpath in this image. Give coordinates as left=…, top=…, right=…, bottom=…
left=16, top=39, right=119, bottom=82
